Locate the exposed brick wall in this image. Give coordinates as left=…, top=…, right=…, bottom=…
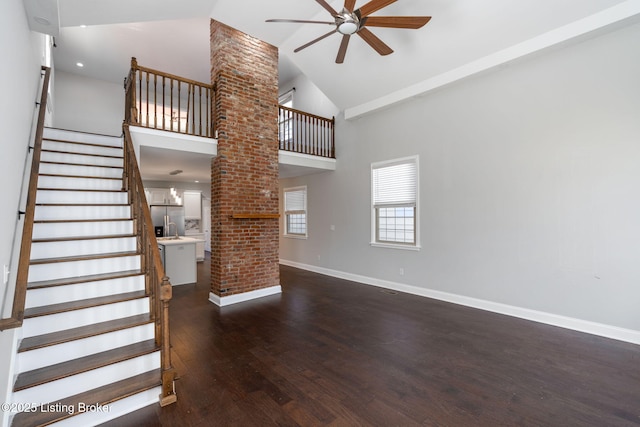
left=210, top=20, right=280, bottom=298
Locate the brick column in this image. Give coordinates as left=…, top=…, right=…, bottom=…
left=209, top=20, right=280, bottom=303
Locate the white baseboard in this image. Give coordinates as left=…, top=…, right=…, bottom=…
left=209, top=285, right=282, bottom=307
left=279, top=259, right=640, bottom=345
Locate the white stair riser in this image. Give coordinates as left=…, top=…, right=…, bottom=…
left=22, top=298, right=150, bottom=338
left=25, top=275, right=145, bottom=309
left=40, top=151, right=123, bottom=168
left=42, top=140, right=123, bottom=158
left=31, top=237, right=137, bottom=260
left=43, top=129, right=122, bottom=148
left=34, top=205, right=131, bottom=221
left=36, top=190, right=128, bottom=205
left=49, top=387, right=162, bottom=427
left=38, top=175, right=122, bottom=191
left=12, top=352, right=160, bottom=405
left=33, top=220, right=134, bottom=239
left=40, top=163, right=123, bottom=179
left=17, top=324, right=154, bottom=373
left=28, top=255, right=141, bottom=283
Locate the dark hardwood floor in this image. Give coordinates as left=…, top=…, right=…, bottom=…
left=103, top=256, right=640, bottom=426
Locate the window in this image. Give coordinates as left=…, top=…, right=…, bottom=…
left=284, top=186, right=307, bottom=237
left=371, top=156, right=419, bottom=248
left=279, top=89, right=294, bottom=108
left=279, top=89, right=294, bottom=144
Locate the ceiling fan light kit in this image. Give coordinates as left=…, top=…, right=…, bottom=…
left=337, top=11, right=359, bottom=35
left=267, top=0, right=431, bottom=63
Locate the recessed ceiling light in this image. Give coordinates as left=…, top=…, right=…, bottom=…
left=76, top=62, right=84, bottom=68
left=80, top=24, right=87, bottom=28
left=33, top=16, right=51, bottom=26
left=194, top=180, right=199, bottom=183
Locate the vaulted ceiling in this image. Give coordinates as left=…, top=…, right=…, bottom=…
left=35, top=0, right=639, bottom=182
left=50, top=0, right=637, bottom=115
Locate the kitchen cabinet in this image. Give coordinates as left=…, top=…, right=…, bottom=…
left=183, top=191, right=202, bottom=219
left=158, top=238, right=196, bottom=285
left=146, top=188, right=183, bottom=206
left=184, top=233, right=206, bottom=261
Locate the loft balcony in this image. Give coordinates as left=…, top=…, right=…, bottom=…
left=124, top=59, right=336, bottom=180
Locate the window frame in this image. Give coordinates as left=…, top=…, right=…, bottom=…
left=278, top=90, right=295, bottom=145
left=283, top=185, right=308, bottom=239
left=371, top=155, right=420, bottom=250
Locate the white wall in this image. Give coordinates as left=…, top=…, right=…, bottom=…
left=53, top=71, right=124, bottom=136
left=280, top=73, right=339, bottom=119
left=280, top=22, right=640, bottom=335
left=0, top=0, right=48, bottom=418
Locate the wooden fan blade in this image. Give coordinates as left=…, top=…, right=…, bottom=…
left=336, top=35, right=350, bottom=63
left=357, top=0, right=397, bottom=17
left=363, top=16, right=431, bottom=29
left=357, top=27, right=393, bottom=56
left=344, top=0, right=357, bottom=12
left=294, top=29, right=338, bottom=53
left=266, top=19, right=335, bottom=25
left=316, top=0, right=338, bottom=16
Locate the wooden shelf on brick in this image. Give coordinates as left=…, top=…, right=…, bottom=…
left=230, top=213, right=280, bottom=219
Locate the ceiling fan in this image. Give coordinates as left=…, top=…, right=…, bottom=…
left=266, top=0, right=431, bottom=64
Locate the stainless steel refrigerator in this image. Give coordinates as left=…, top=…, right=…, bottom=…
left=150, top=205, right=185, bottom=237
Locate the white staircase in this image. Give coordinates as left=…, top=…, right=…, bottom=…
left=9, top=128, right=162, bottom=427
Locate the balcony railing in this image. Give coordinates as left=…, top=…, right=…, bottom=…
left=124, top=58, right=335, bottom=159
left=125, top=57, right=214, bottom=138
left=279, top=106, right=335, bottom=159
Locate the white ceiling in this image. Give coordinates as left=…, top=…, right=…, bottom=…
left=52, top=0, right=636, bottom=109
left=45, top=0, right=638, bottom=182
left=139, top=145, right=213, bottom=183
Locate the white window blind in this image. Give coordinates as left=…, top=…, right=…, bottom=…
left=285, top=188, right=306, bottom=212
left=372, top=160, right=417, bottom=207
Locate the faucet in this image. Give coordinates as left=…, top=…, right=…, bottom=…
left=166, top=222, right=178, bottom=239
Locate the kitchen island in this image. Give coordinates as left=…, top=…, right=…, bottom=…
left=157, top=237, right=198, bottom=285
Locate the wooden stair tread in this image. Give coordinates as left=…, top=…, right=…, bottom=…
left=41, top=160, right=123, bottom=169
left=42, top=148, right=123, bottom=159
left=34, top=218, right=132, bottom=224
left=30, top=250, right=138, bottom=265
left=35, top=203, right=129, bottom=207
left=10, top=369, right=161, bottom=427
left=14, top=340, right=159, bottom=391
left=24, top=290, right=147, bottom=318
left=39, top=173, right=122, bottom=181
left=43, top=137, right=122, bottom=149
left=36, top=188, right=126, bottom=192
left=28, top=269, right=143, bottom=290
left=32, top=233, right=135, bottom=243
left=19, top=314, right=152, bottom=352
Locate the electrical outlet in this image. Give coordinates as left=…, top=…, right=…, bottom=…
left=3, top=265, right=9, bottom=285
left=399, top=268, right=404, bottom=276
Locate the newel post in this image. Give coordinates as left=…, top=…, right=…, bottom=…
left=129, top=57, right=139, bottom=125
left=159, top=276, right=177, bottom=406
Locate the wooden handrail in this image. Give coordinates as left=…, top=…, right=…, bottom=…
left=278, top=105, right=335, bottom=159
left=125, top=57, right=214, bottom=139
left=0, top=66, right=51, bottom=331
left=122, top=124, right=177, bottom=406
left=135, top=62, right=214, bottom=89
